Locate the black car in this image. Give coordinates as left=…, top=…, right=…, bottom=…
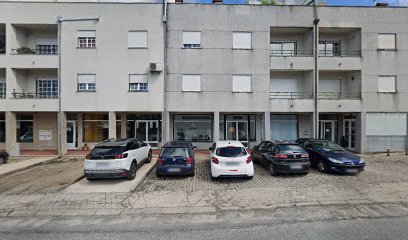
left=156, top=141, right=196, bottom=177
left=299, top=139, right=365, bottom=174
left=251, top=141, right=311, bottom=176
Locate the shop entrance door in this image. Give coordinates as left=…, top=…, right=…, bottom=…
left=135, top=120, right=159, bottom=149
left=226, top=121, right=249, bottom=147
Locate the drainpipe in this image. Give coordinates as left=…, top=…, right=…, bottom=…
left=311, top=1, right=320, bottom=139
left=162, top=0, right=168, bottom=146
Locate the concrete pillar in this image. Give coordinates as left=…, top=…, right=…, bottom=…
left=120, top=113, right=127, bottom=138
left=264, top=111, right=271, bottom=141
left=77, top=113, right=83, bottom=148
left=213, top=111, right=220, bottom=142
left=163, top=112, right=171, bottom=145
left=256, top=114, right=262, bottom=143
left=108, top=111, right=116, bottom=139
left=59, top=112, right=67, bottom=155
left=358, top=112, right=366, bottom=154
left=5, top=111, right=18, bottom=156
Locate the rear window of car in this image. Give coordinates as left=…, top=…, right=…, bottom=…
left=278, top=145, right=305, bottom=153
left=91, top=146, right=125, bottom=157
left=160, top=147, right=189, bottom=158
left=216, top=147, right=247, bottom=157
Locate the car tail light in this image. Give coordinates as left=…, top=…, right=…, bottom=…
left=275, top=154, right=288, bottom=159
left=115, top=153, right=128, bottom=159
left=246, top=156, right=252, bottom=164
left=186, top=157, right=193, bottom=165
left=211, top=157, right=219, bottom=164
left=156, top=158, right=164, bottom=166
left=301, top=153, right=309, bottom=158
left=85, top=155, right=91, bottom=160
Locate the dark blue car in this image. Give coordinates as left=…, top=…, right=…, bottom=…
left=156, top=141, right=196, bottom=177
left=300, top=139, right=365, bottom=174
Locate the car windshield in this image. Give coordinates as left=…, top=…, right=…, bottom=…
left=278, top=145, right=305, bottom=153
left=314, top=141, right=344, bottom=151
left=216, top=147, right=247, bottom=157
left=160, top=147, right=189, bottom=158
left=91, top=146, right=125, bottom=156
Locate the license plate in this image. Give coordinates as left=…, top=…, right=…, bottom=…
left=96, top=162, right=109, bottom=168
left=167, top=168, right=181, bottom=173
left=290, top=165, right=302, bottom=170
left=346, top=169, right=358, bottom=173
left=225, top=162, right=240, bottom=166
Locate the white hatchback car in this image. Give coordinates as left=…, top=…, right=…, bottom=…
left=209, top=141, right=254, bottom=180
left=84, top=138, right=152, bottom=181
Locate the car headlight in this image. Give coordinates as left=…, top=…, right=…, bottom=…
left=359, top=158, right=365, bottom=164
left=328, top=157, right=343, bottom=164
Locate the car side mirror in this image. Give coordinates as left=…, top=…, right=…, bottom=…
left=193, top=146, right=197, bottom=149
left=142, top=143, right=148, bottom=147
left=209, top=147, right=213, bottom=151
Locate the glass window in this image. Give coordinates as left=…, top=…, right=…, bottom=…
left=17, top=114, right=33, bottom=143
left=160, top=147, right=189, bottom=158
left=0, top=113, right=4, bottom=142
left=77, top=74, right=96, bottom=92
left=183, top=31, right=201, bottom=48
left=77, top=30, right=96, bottom=48
left=319, top=41, right=341, bottom=56
left=83, top=114, right=109, bottom=142
left=270, top=42, right=296, bottom=56
left=378, top=33, right=396, bottom=50
left=271, top=115, right=298, bottom=141
left=233, top=32, right=251, bottom=49
left=0, top=82, right=6, bottom=99
left=0, top=34, right=5, bottom=53
left=37, top=79, right=58, bottom=98
left=378, top=76, right=396, bottom=93
left=129, top=74, right=148, bottom=91
left=128, top=31, right=148, bottom=48
left=216, top=147, right=247, bottom=157
left=36, top=44, right=58, bottom=55
left=173, top=115, right=212, bottom=142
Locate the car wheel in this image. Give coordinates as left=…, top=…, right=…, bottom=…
left=126, top=162, right=137, bottom=180
left=269, top=163, right=278, bottom=176
left=190, top=170, right=195, bottom=177
left=86, top=177, right=96, bottom=181
left=0, top=157, right=5, bottom=164
left=146, top=150, right=152, bottom=163
left=156, top=172, right=162, bottom=178
left=247, top=176, right=254, bottom=180
left=317, top=160, right=328, bottom=173
left=211, top=176, right=217, bottom=181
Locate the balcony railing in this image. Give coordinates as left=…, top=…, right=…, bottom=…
left=270, top=49, right=361, bottom=57
left=319, top=50, right=361, bottom=57
left=11, top=91, right=58, bottom=99
left=11, top=45, right=58, bottom=55
left=270, top=92, right=361, bottom=99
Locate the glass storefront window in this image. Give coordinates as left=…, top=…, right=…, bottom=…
left=271, top=115, right=298, bottom=141
left=174, top=115, right=212, bottom=142
left=17, top=114, right=33, bottom=143
left=83, top=114, right=108, bottom=142
left=0, top=113, right=5, bottom=142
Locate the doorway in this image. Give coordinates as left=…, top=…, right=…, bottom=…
left=66, top=120, right=76, bottom=149
left=135, top=120, right=159, bottom=149
left=319, top=120, right=336, bottom=141
left=226, top=121, right=249, bottom=147
left=343, top=119, right=356, bottom=150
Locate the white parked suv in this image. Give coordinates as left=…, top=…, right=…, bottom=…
left=84, top=138, right=152, bottom=181
left=209, top=141, right=254, bottom=180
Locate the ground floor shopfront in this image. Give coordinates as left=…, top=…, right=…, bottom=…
left=0, top=111, right=406, bottom=156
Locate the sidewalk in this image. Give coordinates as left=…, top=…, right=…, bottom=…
left=0, top=156, right=57, bottom=176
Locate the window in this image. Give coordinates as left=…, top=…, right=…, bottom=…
left=319, top=41, right=341, bottom=56
left=173, top=115, right=212, bottom=142
left=77, top=30, right=96, bottom=48
left=271, top=115, right=298, bottom=141
left=36, top=38, right=58, bottom=55
left=128, top=31, right=148, bottom=48
left=232, top=75, right=251, bottom=92
left=83, top=114, right=109, bottom=142
left=233, top=32, right=251, bottom=49
left=0, top=82, right=6, bottom=99
left=270, top=42, right=296, bottom=56
left=0, top=34, right=5, bottom=54
left=378, top=33, right=396, bottom=50
left=270, top=79, right=298, bottom=98
left=0, top=114, right=4, bottom=142
left=17, top=114, right=33, bottom=143
left=77, top=74, right=96, bottom=92
left=182, top=74, right=201, bottom=92
left=183, top=31, right=201, bottom=48
left=129, top=74, right=148, bottom=91
left=378, top=76, right=396, bottom=93
left=320, top=79, right=341, bottom=98
left=37, top=79, right=58, bottom=98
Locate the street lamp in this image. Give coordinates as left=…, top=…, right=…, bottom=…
left=57, top=16, right=100, bottom=157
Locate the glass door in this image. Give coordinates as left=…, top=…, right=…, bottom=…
left=343, top=119, right=356, bottom=151
left=135, top=120, right=159, bottom=149
left=66, top=121, right=76, bottom=149
left=226, top=121, right=249, bottom=147
left=319, top=120, right=336, bottom=142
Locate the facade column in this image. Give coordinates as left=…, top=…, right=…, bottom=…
left=108, top=111, right=116, bottom=139
left=358, top=112, right=366, bottom=154
left=163, top=112, right=171, bottom=146
left=264, top=111, right=271, bottom=141
left=5, top=111, right=18, bottom=156
left=77, top=113, right=83, bottom=149
left=120, top=113, right=127, bottom=138
left=60, top=112, right=68, bottom=155
left=213, top=111, right=220, bottom=142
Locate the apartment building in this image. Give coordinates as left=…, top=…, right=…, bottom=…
left=0, top=1, right=407, bottom=155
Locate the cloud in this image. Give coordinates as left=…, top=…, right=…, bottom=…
left=389, top=0, right=408, bottom=6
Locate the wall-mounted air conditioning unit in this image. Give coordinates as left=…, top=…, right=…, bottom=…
left=149, top=63, right=162, bottom=72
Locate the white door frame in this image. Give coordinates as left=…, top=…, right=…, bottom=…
left=343, top=119, right=356, bottom=151
left=135, top=120, right=159, bottom=149
left=319, top=120, right=336, bottom=141
left=66, top=120, right=76, bottom=150
left=226, top=120, right=249, bottom=146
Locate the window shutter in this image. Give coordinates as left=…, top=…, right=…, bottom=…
left=320, top=79, right=341, bottom=93
left=233, top=75, right=251, bottom=92
left=378, top=34, right=396, bottom=49
left=378, top=76, right=396, bottom=93
left=183, top=32, right=201, bottom=45
left=129, top=74, right=148, bottom=83
left=77, top=30, right=96, bottom=38
left=128, top=31, right=148, bottom=48
left=78, top=74, right=96, bottom=84
left=270, top=79, right=298, bottom=92
left=233, top=32, right=251, bottom=49
left=182, top=75, right=201, bottom=91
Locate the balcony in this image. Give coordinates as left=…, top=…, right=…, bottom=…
left=11, top=46, right=58, bottom=55
left=11, top=90, right=58, bottom=99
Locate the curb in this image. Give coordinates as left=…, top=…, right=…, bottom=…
left=0, top=156, right=61, bottom=177
left=132, top=160, right=157, bottom=192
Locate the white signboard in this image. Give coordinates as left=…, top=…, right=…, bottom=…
left=39, top=130, right=52, bottom=141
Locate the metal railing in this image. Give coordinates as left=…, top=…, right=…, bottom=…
left=270, top=49, right=313, bottom=57
left=11, top=91, right=58, bottom=99
left=11, top=46, right=58, bottom=55
left=270, top=91, right=361, bottom=99
left=318, top=50, right=361, bottom=57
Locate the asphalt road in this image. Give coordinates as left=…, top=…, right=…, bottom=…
left=1, top=216, right=407, bottom=240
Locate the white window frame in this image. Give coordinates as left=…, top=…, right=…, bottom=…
left=182, top=31, right=201, bottom=49
left=0, top=82, right=6, bottom=99
left=77, top=30, right=96, bottom=48
left=270, top=41, right=297, bottom=56
left=378, top=75, right=396, bottom=93
left=378, top=33, right=396, bottom=50
left=182, top=74, right=201, bottom=92
left=232, top=75, right=252, bottom=93
left=128, top=31, right=148, bottom=49
left=36, top=79, right=58, bottom=98
left=77, top=74, right=96, bottom=92
left=129, top=74, right=148, bottom=92
left=233, top=32, right=252, bottom=50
